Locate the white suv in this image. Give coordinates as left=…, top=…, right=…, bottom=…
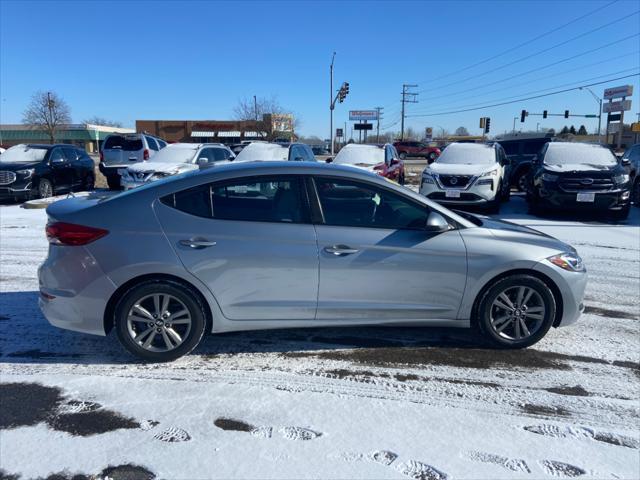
left=100, top=133, right=167, bottom=190
left=120, top=143, right=235, bottom=189
left=419, top=142, right=511, bottom=213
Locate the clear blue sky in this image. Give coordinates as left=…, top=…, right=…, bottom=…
left=1, top=0, right=638, bottom=139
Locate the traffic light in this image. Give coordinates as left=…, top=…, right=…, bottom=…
left=338, top=82, right=350, bottom=103
left=564, top=110, right=569, bottom=118
left=543, top=110, right=548, bottom=119
left=484, top=117, right=491, bottom=134
left=520, top=110, right=527, bottom=123
left=479, top=117, right=486, bottom=129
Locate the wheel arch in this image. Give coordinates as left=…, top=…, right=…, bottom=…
left=511, top=162, right=532, bottom=185
left=470, top=268, right=564, bottom=330
left=103, top=273, right=214, bottom=335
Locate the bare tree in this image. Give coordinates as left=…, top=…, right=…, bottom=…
left=233, top=95, right=301, bottom=140
left=83, top=116, right=123, bottom=128
left=454, top=126, right=470, bottom=136
left=22, top=91, right=72, bottom=144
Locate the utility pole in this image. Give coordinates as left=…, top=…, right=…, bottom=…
left=47, top=91, right=55, bottom=144
left=329, top=52, right=336, bottom=155
left=253, top=95, right=258, bottom=121
left=375, top=106, right=384, bottom=143
left=400, top=84, right=418, bottom=140
left=512, top=117, right=517, bottom=133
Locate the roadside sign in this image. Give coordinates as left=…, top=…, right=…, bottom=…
left=631, top=122, right=640, bottom=133
left=354, top=123, right=373, bottom=131
left=336, top=128, right=343, bottom=137
left=425, top=127, right=433, bottom=140
left=607, top=113, right=622, bottom=122
left=349, top=110, right=378, bottom=121
left=603, top=85, right=633, bottom=100
left=608, top=123, right=621, bottom=133
left=603, top=100, right=632, bottom=113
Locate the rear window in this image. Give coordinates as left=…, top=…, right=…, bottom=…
left=104, top=135, right=143, bottom=151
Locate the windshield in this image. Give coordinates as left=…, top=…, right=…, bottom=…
left=103, top=135, right=143, bottom=151
left=543, top=144, right=617, bottom=166
left=435, top=144, right=496, bottom=165
left=146, top=146, right=198, bottom=163
left=333, top=145, right=384, bottom=166
left=0, top=144, right=48, bottom=163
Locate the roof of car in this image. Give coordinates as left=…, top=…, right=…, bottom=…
left=164, top=142, right=228, bottom=149
left=546, top=141, right=608, bottom=149
left=25, top=144, right=78, bottom=149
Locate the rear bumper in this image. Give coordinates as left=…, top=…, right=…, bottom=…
left=38, top=245, right=116, bottom=336
left=99, top=163, right=128, bottom=177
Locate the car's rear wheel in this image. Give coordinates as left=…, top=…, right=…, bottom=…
left=115, top=281, right=206, bottom=362
left=106, top=175, right=121, bottom=190
left=38, top=178, right=54, bottom=199
left=476, top=274, right=556, bottom=349
left=515, top=170, right=529, bottom=192
left=85, top=173, right=95, bottom=191
left=399, top=152, right=407, bottom=160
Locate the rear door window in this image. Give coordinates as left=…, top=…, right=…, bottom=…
left=157, top=140, right=167, bottom=149
left=146, top=137, right=159, bottom=151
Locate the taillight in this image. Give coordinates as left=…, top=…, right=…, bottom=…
left=143, top=149, right=150, bottom=160
left=99, top=151, right=104, bottom=162
left=46, top=222, right=108, bottom=246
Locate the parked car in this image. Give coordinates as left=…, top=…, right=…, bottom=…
left=311, top=145, right=330, bottom=156
left=621, top=143, right=640, bottom=206
left=119, top=143, right=235, bottom=189
left=234, top=142, right=316, bottom=162
left=330, top=143, right=405, bottom=184
left=526, top=142, right=631, bottom=220
left=419, top=142, right=510, bottom=213
left=393, top=141, right=441, bottom=162
left=100, top=133, right=167, bottom=190
left=39, top=161, right=587, bottom=361
left=494, top=132, right=554, bottom=191
left=0, top=144, right=94, bottom=201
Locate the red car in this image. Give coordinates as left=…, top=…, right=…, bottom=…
left=393, top=141, right=441, bottom=162
left=331, top=143, right=405, bottom=184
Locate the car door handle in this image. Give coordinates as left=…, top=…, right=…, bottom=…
left=179, top=239, right=217, bottom=249
left=324, top=245, right=359, bottom=256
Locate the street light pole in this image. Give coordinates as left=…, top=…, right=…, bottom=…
left=580, top=86, right=603, bottom=143
left=329, top=52, right=336, bottom=156
left=513, top=117, right=517, bottom=133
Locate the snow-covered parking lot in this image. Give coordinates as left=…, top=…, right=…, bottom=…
left=0, top=194, right=638, bottom=480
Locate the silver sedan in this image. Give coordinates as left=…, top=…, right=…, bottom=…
left=38, top=162, right=587, bottom=361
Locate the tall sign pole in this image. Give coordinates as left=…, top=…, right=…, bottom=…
left=329, top=52, right=336, bottom=156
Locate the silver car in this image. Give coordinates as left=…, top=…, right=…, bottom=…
left=39, top=162, right=587, bottom=361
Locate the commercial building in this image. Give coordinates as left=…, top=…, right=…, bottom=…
left=0, top=124, right=134, bottom=152
left=136, top=114, right=294, bottom=144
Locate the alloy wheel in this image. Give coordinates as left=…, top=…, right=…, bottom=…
left=489, top=286, right=546, bottom=341
left=126, top=293, right=192, bottom=352
left=39, top=180, right=53, bottom=198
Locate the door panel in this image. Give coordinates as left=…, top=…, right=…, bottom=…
left=49, top=148, right=73, bottom=190
left=155, top=176, right=319, bottom=321
left=315, top=225, right=467, bottom=320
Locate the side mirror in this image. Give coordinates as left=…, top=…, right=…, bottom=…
left=425, top=211, right=451, bottom=233
left=197, top=157, right=209, bottom=166
left=621, top=157, right=630, bottom=166
left=325, top=157, right=333, bottom=164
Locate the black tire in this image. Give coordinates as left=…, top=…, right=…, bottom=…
left=515, top=170, right=529, bottom=192
left=399, top=173, right=406, bottom=185
left=611, top=204, right=630, bottom=221
left=115, top=281, right=207, bottom=362
left=106, top=175, right=121, bottom=190
left=632, top=178, right=640, bottom=207
left=85, top=173, right=95, bottom=191
left=475, top=274, right=556, bottom=349
left=399, top=152, right=407, bottom=160
left=428, top=152, right=437, bottom=162
left=501, top=181, right=511, bottom=202
left=37, top=178, right=54, bottom=199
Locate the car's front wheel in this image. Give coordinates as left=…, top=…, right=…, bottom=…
left=115, top=281, right=207, bottom=362
left=399, top=152, right=407, bottom=160
left=38, top=178, right=54, bottom=198
left=476, top=274, right=556, bottom=349
left=106, top=175, right=121, bottom=190
left=428, top=152, right=437, bottom=162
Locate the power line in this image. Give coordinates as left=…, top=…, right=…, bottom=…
left=406, top=73, right=639, bottom=118
left=413, top=50, right=639, bottom=109
left=416, top=13, right=639, bottom=95
left=400, top=84, right=419, bottom=140
left=410, top=33, right=639, bottom=110
left=414, top=66, right=639, bottom=114
left=415, top=0, right=621, bottom=86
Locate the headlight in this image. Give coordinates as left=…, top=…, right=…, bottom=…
left=542, top=172, right=558, bottom=182
left=613, top=174, right=629, bottom=185
left=421, top=172, right=435, bottom=184
left=548, top=252, right=585, bottom=272
left=16, top=168, right=34, bottom=178
left=480, top=168, right=498, bottom=178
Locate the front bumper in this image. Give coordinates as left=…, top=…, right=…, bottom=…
left=533, top=260, right=587, bottom=327
left=0, top=182, right=32, bottom=199
left=38, top=244, right=116, bottom=336
left=420, top=176, right=497, bottom=205
left=535, top=185, right=630, bottom=211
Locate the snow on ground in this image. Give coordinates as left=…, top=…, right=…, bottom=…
left=0, top=194, right=638, bottom=479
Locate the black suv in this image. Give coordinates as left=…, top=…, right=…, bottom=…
left=526, top=142, right=631, bottom=220
left=0, top=144, right=95, bottom=201
left=495, top=132, right=553, bottom=191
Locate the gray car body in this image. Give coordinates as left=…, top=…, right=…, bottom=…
left=38, top=162, right=586, bottom=337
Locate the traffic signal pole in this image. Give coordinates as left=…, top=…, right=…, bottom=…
left=329, top=52, right=335, bottom=156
